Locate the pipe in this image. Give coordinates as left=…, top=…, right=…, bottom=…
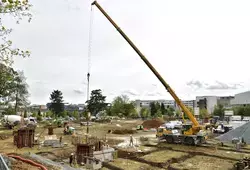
left=7, top=154, right=47, bottom=170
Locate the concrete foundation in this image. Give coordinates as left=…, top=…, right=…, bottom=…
left=93, top=147, right=115, bottom=162
left=44, top=135, right=62, bottom=147
left=86, top=159, right=102, bottom=170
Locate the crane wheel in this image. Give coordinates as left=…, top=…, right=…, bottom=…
left=185, top=137, right=194, bottom=145
left=166, top=136, right=174, bottom=144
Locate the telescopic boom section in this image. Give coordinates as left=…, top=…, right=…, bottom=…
left=91, top=1, right=199, bottom=127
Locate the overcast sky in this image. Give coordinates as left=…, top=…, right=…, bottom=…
left=7, top=0, right=250, bottom=104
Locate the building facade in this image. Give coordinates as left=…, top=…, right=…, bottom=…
left=217, top=96, right=234, bottom=108
left=230, top=91, right=250, bottom=106
left=196, top=96, right=218, bottom=114
left=135, top=99, right=195, bottom=112
left=135, top=100, right=175, bottom=109
left=176, top=100, right=195, bottom=110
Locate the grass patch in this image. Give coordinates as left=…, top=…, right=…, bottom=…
left=157, top=143, right=248, bottom=160
left=108, top=158, right=164, bottom=170
left=170, top=155, right=235, bottom=170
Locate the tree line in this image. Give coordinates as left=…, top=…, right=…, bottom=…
left=47, top=89, right=137, bottom=119
left=213, top=104, right=250, bottom=119
left=0, top=0, right=31, bottom=115
left=46, top=89, right=210, bottom=120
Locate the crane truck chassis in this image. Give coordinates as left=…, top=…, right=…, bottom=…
left=157, top=125, right=207, bottom=145
left=91, top=1, right=208, bottom=145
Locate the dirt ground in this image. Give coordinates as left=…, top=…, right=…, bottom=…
left=0, top=119, right=250, bottom=170
left=12, top=159, right=40, bottom=170
left=171, top=155, right=235, bottom=170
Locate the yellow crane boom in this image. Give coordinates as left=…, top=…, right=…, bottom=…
left=91, top=1, right=199, bottom=127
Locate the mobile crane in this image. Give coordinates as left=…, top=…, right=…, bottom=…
left=91, top=1, right=208, bottom=145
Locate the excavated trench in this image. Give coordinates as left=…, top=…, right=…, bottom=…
left=103, top=144, right=241, bottom=170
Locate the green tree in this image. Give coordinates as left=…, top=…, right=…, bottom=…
left=72, top=110, right=79, bottom=119
left=156, top=109, right=162, bottom=118
left=110, top=95, right=136, bottom=117
left=155, top=102, right=161, bottom=111
left=105, top=106, right=112, bottom=116
left=150, top=102, right=157, bottom=117
left=160, top=103, right=166, bottom=115
left=61, top=110, right=68, bottom=118
left=140, top=108, right=150, bottom=118
left=37, top=110, right=41, bottom=116
left=0, top=0, right=31, bottom=66
left=45, top=110, right=53, bottom=117
left=166, top=106, right=175, bottom=117
left=110, top=96, right=125, bottom=116
left=237, top=106, right=245, bottom=118
left=213, top=104, right=225, bottom=119
left=175, top=110, right=181, bottom=118
left=199, top=108, right=209, bottom=119
left=0, top=64, right=16, bottom=100
left=37, top=115, right=42, bottom=121
left=32, top=112, right=37, bottom=118
left=24, top=110, right=27, bottom=118
left=0, top=0, right=32, bottom=106
left=11, top=71, right=29, bottom=112
left=243, top=106, right=250, bottom=117
left=124, top=103, right=137, bottom=117
left=183, top=106, right=194, bottom=119
left=86, top=89, right=107, bottom=116
left=49, top=90, right=64, bottom=117
left=233, top=105, right=250, bottom=119
left=3, top=105, right=15, bottom=115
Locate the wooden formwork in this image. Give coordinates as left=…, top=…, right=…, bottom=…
left=76, top=144, right=94, bottom=164
left=48, top=127, right=54, bottom=135
left=13, top=127, right=35, bottom=148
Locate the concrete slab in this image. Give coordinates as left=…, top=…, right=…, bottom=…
left=44, top=139, right=60, bottom=146
left=44, top=135, right=57, bottom=140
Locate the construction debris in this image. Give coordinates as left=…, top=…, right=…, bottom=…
left=216, top=121, right=250, bottom=144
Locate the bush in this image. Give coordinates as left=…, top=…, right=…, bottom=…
left=37, top=116, right=42, bottom=121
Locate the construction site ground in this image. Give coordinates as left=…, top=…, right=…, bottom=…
left=0, top=119, right=249, bottom=170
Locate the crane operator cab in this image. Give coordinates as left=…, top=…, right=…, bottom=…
left=182, top=124, right=193, bottom=135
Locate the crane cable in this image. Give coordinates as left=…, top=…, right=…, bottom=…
left=86, top=5, right=94, bottom=101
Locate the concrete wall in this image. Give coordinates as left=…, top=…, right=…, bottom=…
left=196, top=96, right=218, bottom=114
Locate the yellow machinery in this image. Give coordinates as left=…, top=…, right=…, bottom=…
left=91, top=1, right=207, bottom=145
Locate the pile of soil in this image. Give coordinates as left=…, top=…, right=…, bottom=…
left=142, top=118, right=164, bottom=129
left=112, top=129, right=137, bottom=134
